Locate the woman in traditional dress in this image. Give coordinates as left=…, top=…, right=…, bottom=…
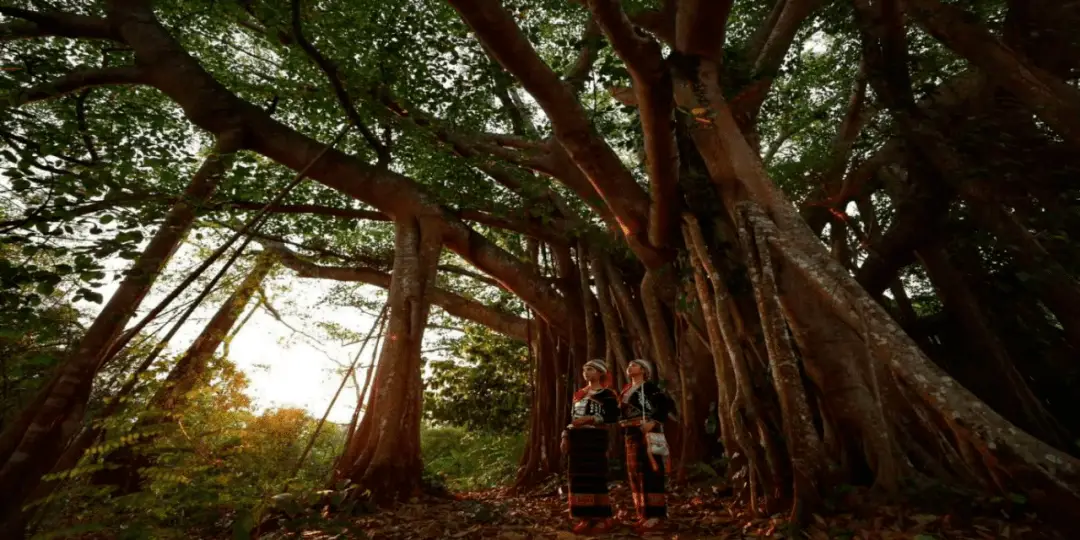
left=619, top=359, right=673, bottom=533
left=561, top=359, right=619, bottom=534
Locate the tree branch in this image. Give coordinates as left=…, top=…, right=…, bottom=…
left=799, top=62, right=874, bottom=233
left=903, top=0, right=1080, bottom=148
left=289, top=0, right=390, bottom=166
left=587, top=0, right=679, bottom=249
left=479, top=133, right=545, bottom=150
left=0, top=8, right=119, bottom=42
left=216, top=200, right=390, bottom=221
left=74, top=89, right=99, bottom=163
left=626, top=7, right=675, bottom=46
left=742, top=0, right=824, bottom=116
left=457, top=208, right=566, bottom=244
left=103, top=0, right=572, bottom=330
left=12, top=66, right=146, bottom=105
left=447, top=0, right=664, bottom=267
left=563, top=18, right=604, bottom=94
left=674, top=0, right=734, bottom=61
left=267, top=242, right=529, bottom=340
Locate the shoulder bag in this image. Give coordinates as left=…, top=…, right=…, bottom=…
left=641, top=384, right=670, bottom=457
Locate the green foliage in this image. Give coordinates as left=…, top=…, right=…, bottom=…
left=424, top=324, right=530, bottom=434
left=420, top=425, right=525, bottom=492
left=31, top=356, right=347, bottom=539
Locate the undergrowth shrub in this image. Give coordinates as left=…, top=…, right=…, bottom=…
left=421, top=424, right=525, bottom=491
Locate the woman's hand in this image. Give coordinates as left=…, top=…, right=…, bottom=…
left=642, top=420, right=657, bottom=434
left=560, top=437, right=569, bottom=455
left=571, top=417, right=591, bottom=427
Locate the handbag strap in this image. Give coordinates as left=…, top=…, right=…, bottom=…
left=640, top=383, right=646, bottom=423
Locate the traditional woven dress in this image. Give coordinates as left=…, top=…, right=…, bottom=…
left=565, top=386, right=619, bottom=519
left=620, top=380, right=673, bottom=520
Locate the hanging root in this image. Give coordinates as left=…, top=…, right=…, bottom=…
left=736, top=205, right=829, bottom=521
left=683, top=215, right=781, bottom=514
left=734, top=201, right=1080, bottom=523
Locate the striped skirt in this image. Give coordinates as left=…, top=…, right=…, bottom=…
left=625, top=427, right=667, bottom=519
left=566, top=428, right=612, bottom=518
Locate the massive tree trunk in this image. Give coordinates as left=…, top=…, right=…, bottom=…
left=333, top=217, right=443, bottom=503
left=916, top=245, right=1068, bottom=449
left=673, top=59, right=1080, bottom=521
left=0, top=137, right=239, bottom=529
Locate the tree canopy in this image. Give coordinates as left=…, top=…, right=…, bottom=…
left=3, top=0, right=1080, bottom=536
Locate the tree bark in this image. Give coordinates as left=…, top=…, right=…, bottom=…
left=737, top=206, right=828, bottom=519
left=589, top=249, right=630, bottom=374
left=334, top=216, right=443, bottom=503
left=513, top=318, right=566, bottom=490
left=916, top=245, right=1067, bottom=448
left=153, top=251, right=276, bottom=413
left=673, top=56, right=1080, bottom=522
left=576, top=242, right=600, bottom=360
left=603, top=257, right=653, bottom=362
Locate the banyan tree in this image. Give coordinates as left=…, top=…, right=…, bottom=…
left=2, top=0, right=1080, bottom=535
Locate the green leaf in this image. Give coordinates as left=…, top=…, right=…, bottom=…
left=232, top=509, right=254, bottom=540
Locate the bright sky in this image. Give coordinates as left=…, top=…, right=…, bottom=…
left=92, top=240, right=397, bottom=425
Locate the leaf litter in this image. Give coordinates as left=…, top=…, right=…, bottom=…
left=289, top=482, right=1064, bottom=540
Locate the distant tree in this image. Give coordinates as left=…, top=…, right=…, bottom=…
left=424, top=324, right=529, bottom=434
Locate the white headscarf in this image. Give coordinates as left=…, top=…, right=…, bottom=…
left=629, top=358, right=654, bottom=379
left=583, top=359, right=608, bottom=373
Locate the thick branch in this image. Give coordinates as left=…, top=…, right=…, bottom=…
left=218, top=200, right=390, bottom=221
left=563, top=19, right=604, bottom=93
left=743, top=0, right=824, bottom=116
left=674, top=0, right=734, bottom=61
left=904, top=0, right=1080, bottom=148
left=457, top=209, right=566, bottom=244
left=587, top=0, right=679, bottom=249
left=799, top=63, right=874, bottom=234
left=480, top=133, right=545, bottom=151
left=12, top=66, right=146, bottom=105
left=269, top=243, right=529, bottom=340
left=102, top=0, right=571, bottom=328
left=0, top=8, right=118, bottom=41
left=447, top=0, right=659, bottom=265
left=627, top=5, right=676, bottom=46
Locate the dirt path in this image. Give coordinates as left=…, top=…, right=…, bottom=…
left=326, top=483, right=1060, bottom=539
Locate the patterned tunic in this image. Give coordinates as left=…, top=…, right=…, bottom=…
left=619, top=381, right=672, bottom=430
left=572, top=387, right=619, bottom=426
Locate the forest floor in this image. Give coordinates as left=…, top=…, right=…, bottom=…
left=313, top=482, right=1061, bottom=540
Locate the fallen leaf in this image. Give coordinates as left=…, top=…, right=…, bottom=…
left=911, top=514, right=939, bottom=526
